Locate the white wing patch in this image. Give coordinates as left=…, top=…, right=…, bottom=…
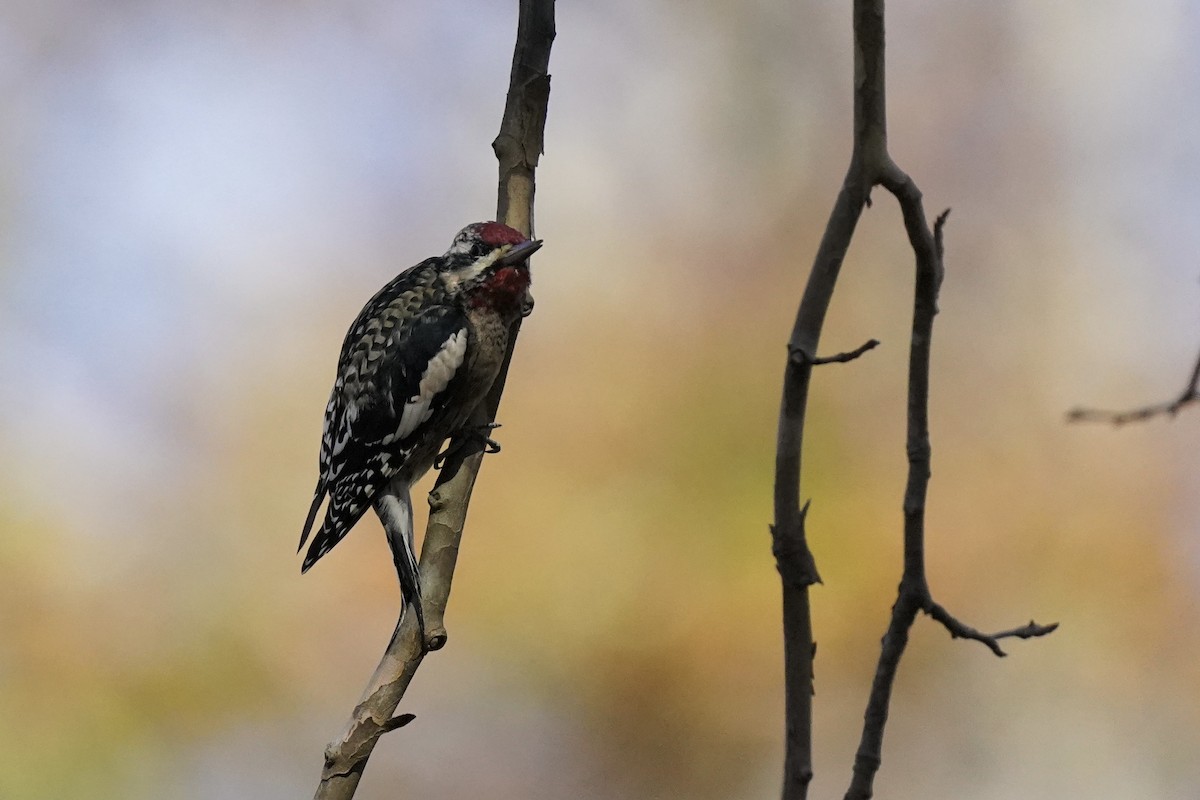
left=396, top=328, right=468, bottom=440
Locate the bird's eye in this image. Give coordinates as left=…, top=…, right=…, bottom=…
left=470, top=242, right=490, bottom=259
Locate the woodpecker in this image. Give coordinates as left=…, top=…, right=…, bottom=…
left=299, top=221, right=542, bottom=643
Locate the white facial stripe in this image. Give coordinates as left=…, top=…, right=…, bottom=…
left=442, top=246, right=508, bottom=291
left=396, top=328, right=468, bottom=440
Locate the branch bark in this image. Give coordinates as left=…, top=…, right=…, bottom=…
left=312, top=3, right=554, bottom=798
left=773, top=3, right=1054, bottom=800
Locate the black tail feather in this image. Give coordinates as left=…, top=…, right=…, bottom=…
left=298, top=481, right=327, bottom=553
left=300, top=488, right=370, bottom=573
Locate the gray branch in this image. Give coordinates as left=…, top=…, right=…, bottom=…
left=790, top=338, right=881, bottom=366
left=1067, top=344, right=1200, bottom=425
left=773, top=3, right=1054, bottom=800
left=311, top=3, right=555, bottom=798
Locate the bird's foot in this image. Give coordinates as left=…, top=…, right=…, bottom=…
left=473, top=422, right=503, bottom=454
left=435, top=423, right=502, bottom=469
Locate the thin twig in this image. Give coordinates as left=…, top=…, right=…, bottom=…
left=790, top=338, right=881, bottom=366
left=925, top=602, right=1058, bottom=658
left=312, top=3, right=555, bottom=798
left=1067, top=345, right=1200, bottom=425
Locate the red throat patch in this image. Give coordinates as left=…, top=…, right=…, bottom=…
left=469, top=266, right=531, bottom=313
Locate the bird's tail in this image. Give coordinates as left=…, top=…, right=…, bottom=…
left=375, top=485, right=425, bottom=639
left=298, top=480, right=327, bottom=553
left=301, top=485, right=370, bottom=573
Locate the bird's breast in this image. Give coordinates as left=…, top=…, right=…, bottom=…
left=462, top=310, right=512, bottom=398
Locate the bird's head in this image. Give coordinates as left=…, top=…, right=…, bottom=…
left=442, top=221, right=542, bottom=316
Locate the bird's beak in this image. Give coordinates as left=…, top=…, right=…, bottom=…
left=499, top=238, right=543, bottom=266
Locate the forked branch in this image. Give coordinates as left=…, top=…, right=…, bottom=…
left=772, top=3, right=1054, bottom=800
left=312, top=3, right=555, bottom=798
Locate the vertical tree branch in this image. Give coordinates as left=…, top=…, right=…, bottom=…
left=312, top=3, right=555, bottom=798
left=774, top=172, right=867, bottom=800
left=842, top=175, right=942, bottom=800
left=772, top=1, right=886, bottom=797
left=775, top=3, right=1053, bottom=799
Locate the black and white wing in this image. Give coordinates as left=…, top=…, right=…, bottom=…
left=299, top=265, right=469, bottom=571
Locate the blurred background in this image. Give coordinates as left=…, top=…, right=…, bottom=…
left=2, top=1, right=1199, bottom=798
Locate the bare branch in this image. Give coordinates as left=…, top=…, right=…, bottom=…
left=771, top=0, right=892, bottom=793
left=844, top=110, right=1055, bottom=800
left=925, top=603, right=1058, bottom=658
left=312, top=3, right=555, bottom=798
left=790, top=338, right=881, bottom=366
left=771, top=110, right=868, bottom=800
left=1067, top=345, right=1200, bottom=425
left=772, top=3, right=1052, bottom=800
left=844, top=154, right=943, bottom=800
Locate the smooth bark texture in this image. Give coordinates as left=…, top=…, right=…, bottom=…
left=773, top=3, right=1054, bottom=799
left=312, top=3, right=554, bottom=798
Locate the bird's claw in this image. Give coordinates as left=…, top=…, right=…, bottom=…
left=435, top=423, right=503, bottom=469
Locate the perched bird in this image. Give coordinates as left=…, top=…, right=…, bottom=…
left=299, top=221, right=542, bottom=642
